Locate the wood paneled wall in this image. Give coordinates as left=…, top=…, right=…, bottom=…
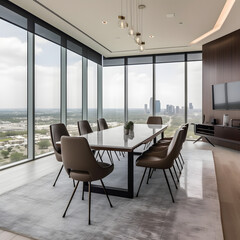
left=203, top=29, right=240, bottom=149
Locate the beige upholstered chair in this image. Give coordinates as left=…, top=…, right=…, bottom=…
left=136, top=128, right=185, bottom=202
left=61, top=136, right=114, bottom=225
left=50, top=123, right=70, bottom=187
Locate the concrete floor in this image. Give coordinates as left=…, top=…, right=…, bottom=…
left=0, top=142, right=223, bottom=240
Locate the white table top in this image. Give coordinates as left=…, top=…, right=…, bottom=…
left=57, top=124, right=167, bottom=152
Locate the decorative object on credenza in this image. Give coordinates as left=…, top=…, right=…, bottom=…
left=223, top=114, right=229, bottom=126
left=211, top=118, right=217, bottom=125
left=202, top=114, right=205, bottom=124
left=124, top=121, right=134, bottom=135
left=230, top=119, right=240, bottom=128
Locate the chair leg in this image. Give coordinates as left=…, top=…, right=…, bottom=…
left=53, top=164, right=63, bottom=187
left=177, top=156, right=183, bottom=170
left=175, top=159, right=181, bottom=174
left=88, top=182, right=91, bottom=225
left=100, top=179, right=113, bottom=208
left=146, top=168, right=152, bottom=184
left=73, top=179, right=75, bottom=188
left=163, top=169, right=175, bottom=203
left=169, top=168, right=178, bottom=189
left=180, top=152, right=185, bottom=164
left=114, top=151, right=121, bottom=161
left=150, top=168, right=155, bottom=179
left=173, top=165, right=179, bottom=182
left=62, top=181, right=79, bottom=218
left=106, top=151, right=113, bottom=164
left=100, top=150, right=105, bottom=159
left=136, top=167, right=147, bottom=197
left=82, top=182, right=85, bottom=200
left=96, top=151, right=104, bottom=162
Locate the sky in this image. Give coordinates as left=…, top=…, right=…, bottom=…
left=0, top=18, right=202, bottom=110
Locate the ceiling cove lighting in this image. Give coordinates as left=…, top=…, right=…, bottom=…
left=191, top=0, right=235, bottom=44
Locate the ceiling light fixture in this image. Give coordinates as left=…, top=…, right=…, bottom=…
left=128, top=0, right=134, bottom=37
left=191, top=0, right=235, bottom=44
left=139, top=41, right=145, bottom=52
left=118, top=0, right=127, bottom=29
left=166, top=13, right=175, bottom=18
left=149, top=35, right=155, bottom=38
left=117, top=0, right=146, bottom=52
left=135, top=32, right=141, bottom=44
left=118, top=16, right=127, bottom=29
left=102, top=20, right=108, bottom=24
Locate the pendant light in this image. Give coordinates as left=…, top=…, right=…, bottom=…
left=118, top=0, right=127, bottom=29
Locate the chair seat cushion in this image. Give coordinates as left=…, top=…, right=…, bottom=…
left=136, top=154, right=170, bottom=169
left=145, top=147, right=168, bottom=158
left=70, top=162, right=114, bottom=182
left=157, top=139, right=171, bottom=145
left=70, top=170, right=92, bottom=182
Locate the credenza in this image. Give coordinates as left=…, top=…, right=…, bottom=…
left=194, top=124, right=240, bottom=144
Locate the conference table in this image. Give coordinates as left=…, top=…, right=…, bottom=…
left=58, top=124, right=167, bottom=198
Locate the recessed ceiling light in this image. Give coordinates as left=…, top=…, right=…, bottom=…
left=102, top=20, right=108, bottom=24
left=149, top=35, right=155, bottom=38
left=166, top=13, right=175, bottom=18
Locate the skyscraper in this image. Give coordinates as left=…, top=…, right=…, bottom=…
left=155, top=100, right=161, bottom=113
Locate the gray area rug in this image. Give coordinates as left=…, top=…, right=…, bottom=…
left=0, top=150, right=223, bottom=240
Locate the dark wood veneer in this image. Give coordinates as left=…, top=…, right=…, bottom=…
left=203, top=29, right=240, bottom=149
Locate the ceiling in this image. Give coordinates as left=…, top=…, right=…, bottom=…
left=9, top=0, right=240, bottom=57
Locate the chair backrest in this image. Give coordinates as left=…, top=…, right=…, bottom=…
left=97, top=118, right=109, bottom=131
left=164, top=128, right=185, bottom=167
left=77, top=120, right=93, bottom=135
left=50, top=123, right=69, bottom=154
left=182, top=123, right=189, bottom=142
left=147, top=116, right=163, bottom=125
left=61, top=136, right=103, bottom=179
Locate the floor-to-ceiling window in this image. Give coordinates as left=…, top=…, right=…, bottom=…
left=187, top=61, right=202, bottom=139
left=128, top=64, right=153, bottom=123
left=0, top=19, right=27, bottom=167
left=103, top=66, right=124, bottom=127
left=155, top=62, right=185, bottom=137
left=67, top=50, right=82, bottom=136
left=88, top=60, right=97, bottom=130
left=35, top=34, right=61, bottom=156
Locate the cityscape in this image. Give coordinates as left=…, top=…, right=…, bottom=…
left=0, top=107, right=201, bottom=167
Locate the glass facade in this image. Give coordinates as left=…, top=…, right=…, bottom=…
left=128, top=64, right=153, bottom=124
left=67, top=50, right=82, bottom=136
left=0, top=19, right=27, bottom=166
left=187, top=61, right=202, bottom=139
left=35, top=35, right=61, bottom=156
left=88, top=60, right=98, bottom=130
left=155, top=62, right=185, bottom=137
left=103, top=66, right=124, bottom=127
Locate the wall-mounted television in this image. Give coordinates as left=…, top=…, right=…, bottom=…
left=212, top=81, right=240, bottom=110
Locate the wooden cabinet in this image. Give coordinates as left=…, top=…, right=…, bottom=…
left=215, top=126, right=240, bottom=142
left=195, top=124, right=240, bottom=143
